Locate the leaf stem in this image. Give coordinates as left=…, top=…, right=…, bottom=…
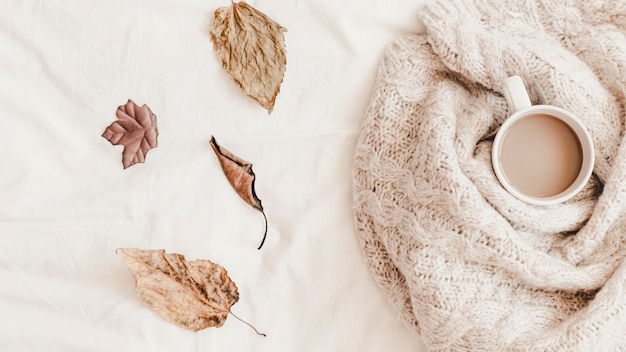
left=229, top=311, right=267, bottom=337
left=257, top=211, right=268, bottom=250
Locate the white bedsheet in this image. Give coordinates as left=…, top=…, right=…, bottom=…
left=0, top=1, right=429, bottom=351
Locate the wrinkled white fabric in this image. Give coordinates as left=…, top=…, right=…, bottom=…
left=353, top=0, right=626, bottom=350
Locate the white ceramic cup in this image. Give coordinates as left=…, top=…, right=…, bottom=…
left=492, top=75, right=594, bottom=205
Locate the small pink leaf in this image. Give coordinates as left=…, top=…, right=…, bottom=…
left=102, top=99, right=159, bottom=169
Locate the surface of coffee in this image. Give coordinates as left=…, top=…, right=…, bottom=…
left=498, top=114, right=582, bottom=198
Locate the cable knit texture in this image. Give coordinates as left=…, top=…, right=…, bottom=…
left=353, top=0, right=626, bottom=350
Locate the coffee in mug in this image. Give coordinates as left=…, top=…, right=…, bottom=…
left=492, top=76, right=594, bottom=205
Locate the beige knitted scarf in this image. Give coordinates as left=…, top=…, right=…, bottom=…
left=353, top=0, right=626, bottom=350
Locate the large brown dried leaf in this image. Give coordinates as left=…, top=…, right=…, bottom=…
left=209, top=136, right=268, bottom=249
left=118, top=248, right=238, bottom=332
left=209, top=1, right=287, bottom=113
left=102, top=100, right=158, bottom=169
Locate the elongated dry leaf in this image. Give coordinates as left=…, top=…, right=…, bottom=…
left=209, top=136, right=268, bottom=249
left=209, top=1, right=287, bottom=113
left=118, top=248, right=265, bottom=335
left=102, top=99, right=158, bottom=169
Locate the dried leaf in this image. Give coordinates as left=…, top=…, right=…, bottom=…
left=209, top=136, right=268, bottom=249
left=118, top=248, right=265, bottom=335
left=209, top=1, right=287, bottom=113
left=102, top=99, right=158, bottom=169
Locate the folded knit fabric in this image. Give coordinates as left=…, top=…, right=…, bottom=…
left=353, top=0, right=626, bottom=350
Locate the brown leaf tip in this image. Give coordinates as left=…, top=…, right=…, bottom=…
left=102, top=99, right=159, bottom=169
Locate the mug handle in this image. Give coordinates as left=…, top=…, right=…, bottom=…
left=502, top=75, right=532, bottom=112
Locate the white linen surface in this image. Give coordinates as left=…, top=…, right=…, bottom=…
left=0, top=1, right=429, bottom=351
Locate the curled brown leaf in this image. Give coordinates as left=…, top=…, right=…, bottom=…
left=210, top=136, right=268, bottom=249
left=102, top=100, right=158, bottom=169
left=209, top=1, right=287, bottom=113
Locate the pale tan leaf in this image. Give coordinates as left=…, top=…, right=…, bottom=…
left=118, top=248, right=239, bottom=332
left=209, top=1, right=287, bottom=113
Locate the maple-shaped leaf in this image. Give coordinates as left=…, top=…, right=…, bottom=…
left=118, top=248, right=265, bottom=335
left=102, top=99, right=158, bottom=169
left=209, top=1, right=287, bottom=114
left=210, top=136, right=268, bottom=249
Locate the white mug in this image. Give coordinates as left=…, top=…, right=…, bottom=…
left=492, top=75, right=594, bottom=205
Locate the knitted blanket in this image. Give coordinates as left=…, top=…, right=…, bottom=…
left=352, top=0, right=626, bottom=351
